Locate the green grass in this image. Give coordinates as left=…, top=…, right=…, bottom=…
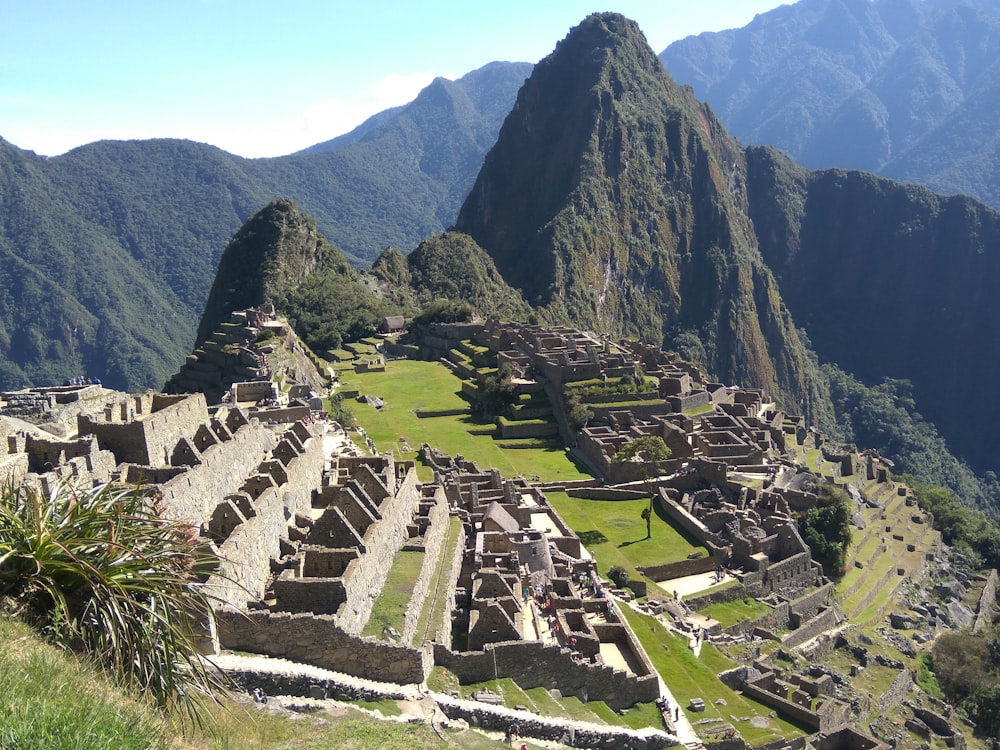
left=0, top=617, right=166, bottom=750
left=543, top=490, right=705, bottom=579
left=620, top=607, right=809, bottom=745
left=0, top=613, right=545, bottom=750
left=346, top=360, right=591, bottom=483
left=412, top=516, right=463, bottom=646
left=698, top=597, right=770, bottom=628
left=442, top=673, right=660, bottom=730
left=363, top=550, right=425, bottom=638
left=354, top=699, right=403, bottom=716
left=683, top=403, right=714, bottom=416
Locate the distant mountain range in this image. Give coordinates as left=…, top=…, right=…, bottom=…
left=661, top=0, right=1000, bottom=209
left=0, top=62, right=530, bottom=391
left=7, top=1, right=1000, bottom=505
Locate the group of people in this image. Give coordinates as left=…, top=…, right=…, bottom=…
left=655, top=695, right=680, bottom=723
left=503, top=721, right=527, bottom=748
left=63, top=375, right=100, bottom=386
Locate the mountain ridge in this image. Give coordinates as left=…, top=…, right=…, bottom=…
left=456, top=13, right=831, bottom=426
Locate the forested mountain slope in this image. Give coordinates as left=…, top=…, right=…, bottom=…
left=0, top=63, right=528, bottom=391
left=661, top=0, right=1000, bottom=209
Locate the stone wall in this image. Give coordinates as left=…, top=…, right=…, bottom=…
left=655, top=491, right=711, bottom=546
left=215, top=609, right=428, bottom=684
left=681, top=581, right=749, bottom=611
left=158, top=420, right=276, bottom=525
left=401, top=488, right=450, bottom=645
left=435, top=697, right=677, bottom=749
left=741, top=677, right=821, bottom=731
left=204, top=424, right=327, bottom=608
left=789, top=583, right=835, bottom=624
left=782, top=606, right=842, bottom=649
left=764, top=551, right=816, bottom=593
left=79, top=393, right=209, bottom=467
left=338, top=467, right=421, bottom=635
left=640, top=555, right=718, bottom=584
left=434, top=640, right=659, bottom=710
left=874, top=669, right=913, bottom=713
left=974, top=569, right=998, bottom=633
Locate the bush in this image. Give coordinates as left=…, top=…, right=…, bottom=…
left=607, top=565, right=630, bottom=588
left=611, top=435, right=672, bottom=464
left=796, top=482, right=852, bottom=578
left=0, top=480, right=228, bottom=721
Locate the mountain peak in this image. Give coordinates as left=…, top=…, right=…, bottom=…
left=194, top=199, right=337, bottom=345
left=455, top=14, right=828, bottom=421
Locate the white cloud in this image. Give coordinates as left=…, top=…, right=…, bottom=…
left=0, top=70, right=455, bottom=159
left=297, top=70, right=444, bottom=148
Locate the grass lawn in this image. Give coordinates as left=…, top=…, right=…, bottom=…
left=362, top=550, right=425, bottom=638
left=620, top=607, right=809, bottom=745
left=1, top=613, right=522, bottom=750
left=544, top=490, right=706, bottom=579
left=698, top=597, right=770, bottom=629
left=345, top=360, right=591, bottom=483
left=428, top=669, right=661, bottom=730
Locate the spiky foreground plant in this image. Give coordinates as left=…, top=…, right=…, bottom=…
left=0, top=480, right=228, bottom=723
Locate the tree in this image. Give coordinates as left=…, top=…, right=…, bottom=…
left=607, top=565, right=630, bottom=589
left=611, top=435, right=672, bottom=464
left=475, top=361, right=519, bottom=419
left=564, top=390, right=593, bottom=431
left=641, top=503, right=652, bottom=539
left=797, top=483, right=852, bottom=578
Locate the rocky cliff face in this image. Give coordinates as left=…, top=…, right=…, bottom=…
left=747, top=145, right=1000, bottom=473
left=455, top=13, right=830, bottom=422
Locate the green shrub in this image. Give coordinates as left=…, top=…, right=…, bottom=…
left=607, top=565, right=630, bottom=588
left=0, top=480, right=228, bottom=722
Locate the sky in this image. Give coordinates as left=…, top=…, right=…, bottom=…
left=1, top=1, right=790, bottom=158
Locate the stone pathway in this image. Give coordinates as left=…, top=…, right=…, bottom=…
left=210, top=651, right=679, bottom=749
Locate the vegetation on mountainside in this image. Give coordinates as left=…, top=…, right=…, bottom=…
left=412, top=299, right=476, bottom=325
left=403, top=232, right=533, bottom=321
left=795, top=483, right=852, bottom=579
left=747, top=146, right=1000, bottom=481
left=194, top=199, right=399, bottom=356
left=826, top=365, right=1000, bottom=512
left=454, top=13, right=831, bottom=429
left=933, top=629, right=1000, bottom=737
left=662, top=0, right=1000, bottom=210
left=0, top=481, right=226, bottom=721
left=280, top=269, right=396, bottom=353
left=0, top=63, right=529, bottom=393
left=370, top=232, right=534, bottom=323
left=907, top=479, right=1000, bottom=569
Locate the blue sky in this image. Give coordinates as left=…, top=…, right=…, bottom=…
left=1, top=1, right=790, bottom=158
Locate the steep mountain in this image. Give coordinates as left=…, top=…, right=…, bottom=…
left=0, top=138, right=202, bottom=389
left=248, top=62, right=533, bottom=264
left=377, top=232, right=533, bottom=322
left=746, top=145, right=1000, bottom=476
left=195, top=199, right=347, bottom=344
left=660, top=0, right=1000, bottom=209
left=0, top=62, right=528, bottom=392
left=455, top=13, right=832, bottom=424
left=180, top=198, right=394, bottom=369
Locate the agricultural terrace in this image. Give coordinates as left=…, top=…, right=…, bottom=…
left=343, top=359, right=590, bottom=483
left=621, top=607, right=810, bottom=745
